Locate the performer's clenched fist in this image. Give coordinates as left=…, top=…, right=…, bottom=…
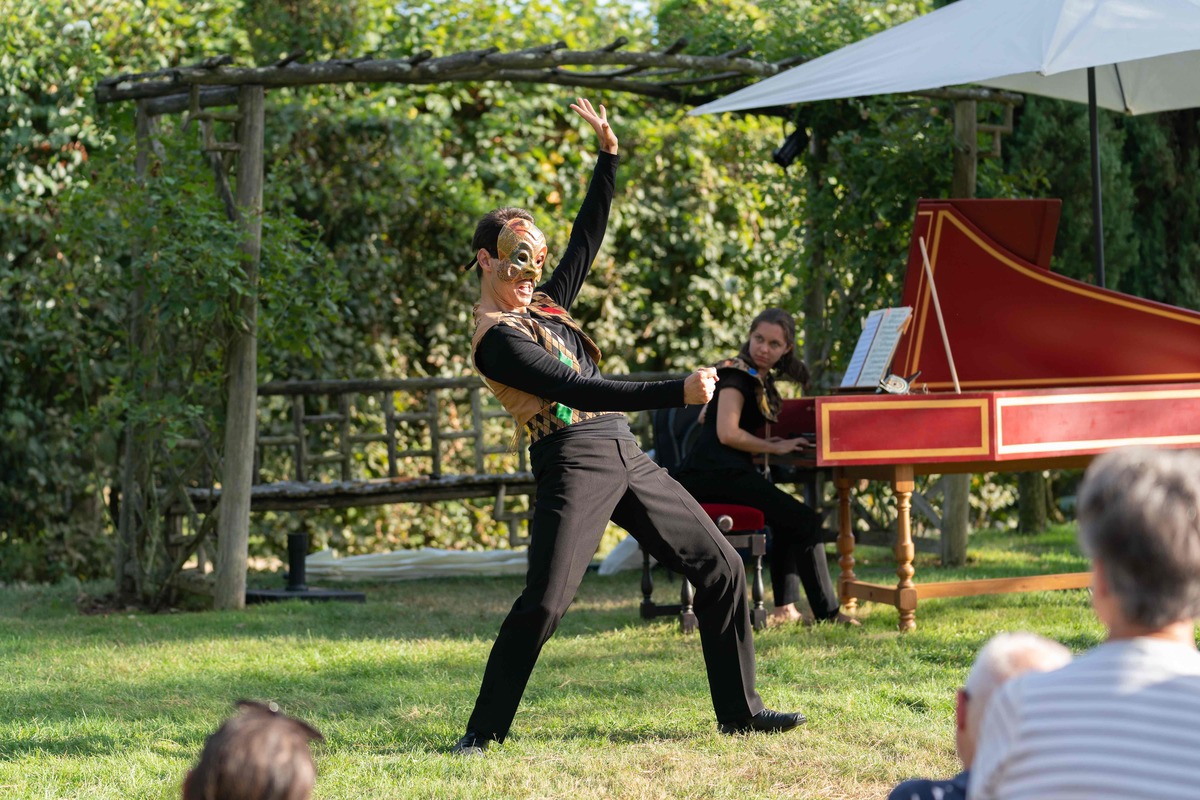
left=684, top=366, right=717, bottom=405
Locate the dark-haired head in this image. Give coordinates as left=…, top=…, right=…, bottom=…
left=738, top=307, right=810, bottom=386
left=467, top=207, right=537, bottom=278
left=183, top=701, right=324, bottom=800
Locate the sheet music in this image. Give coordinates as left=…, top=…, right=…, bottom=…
left=840, top=310, right=884, bottom=388
left=840, top=307, right=912, bottom=388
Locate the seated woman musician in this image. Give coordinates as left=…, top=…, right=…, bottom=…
left=673, top=308, right=858, bottom=626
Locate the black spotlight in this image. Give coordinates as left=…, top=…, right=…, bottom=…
left=772, top=127, right=809, bottom=171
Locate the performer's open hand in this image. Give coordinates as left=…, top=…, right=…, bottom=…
left=684, top=367, right=717, bottom=405
left=570, top=97, right=618, bottom=154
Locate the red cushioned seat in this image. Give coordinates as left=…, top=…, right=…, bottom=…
left=699, top=503, right=764, bottom=532
left=639, top=502, right=768, bottom=633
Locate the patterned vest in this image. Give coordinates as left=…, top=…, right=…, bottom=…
left=471, top=292, right=622, bottom=447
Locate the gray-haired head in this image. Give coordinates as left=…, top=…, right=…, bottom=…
left=963, top=632, right=1072, bottom=739
left=1076, top=446, right=1200, bottom=629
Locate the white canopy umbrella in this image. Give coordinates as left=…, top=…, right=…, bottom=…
left=690, top=0, right=1200, bottom=285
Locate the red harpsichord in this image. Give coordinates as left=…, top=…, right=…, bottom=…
left=775, top=199, right=1200, bottom=630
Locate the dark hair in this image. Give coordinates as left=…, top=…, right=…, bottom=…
left=467, top=207, right=536, bottom=277
left=738, top=307, right=809, bottom=386
left=183, top=701, right=324, bottom=800
left=1077, top=446, right=1200, bottom=628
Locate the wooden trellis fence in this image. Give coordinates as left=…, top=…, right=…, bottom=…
left=174, top=373, right=677, bottom=565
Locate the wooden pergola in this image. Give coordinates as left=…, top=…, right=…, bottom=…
left=96, top=40, right=1023, bottom=610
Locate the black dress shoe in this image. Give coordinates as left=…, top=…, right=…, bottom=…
left=718, top=708, right=807, bottom=735
left=451, top=730, right=495, bottom=756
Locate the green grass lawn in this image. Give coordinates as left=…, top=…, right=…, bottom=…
left=0, top=526, right=1122, bottom=799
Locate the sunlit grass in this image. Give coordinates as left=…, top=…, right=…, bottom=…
left=0, top=525, right=1124, bottom=799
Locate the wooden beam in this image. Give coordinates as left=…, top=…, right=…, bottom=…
left=917, top=86, right=1023, bottom=105
left=95, top=40, right=1025, bottom=120
left=915, top=572, right=1092, bottom=599
left=143, top=86, right=239, bottom=117
left=952, top=99, right=978, bottom=197
left=94, top=48, right=788, bottom=104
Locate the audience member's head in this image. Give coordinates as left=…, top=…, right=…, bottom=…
left=956, top=632, right=1071, bottom=766
left=183, top=701, right=324, bottom=800
left=1076, top=446, right=1200, bottom=635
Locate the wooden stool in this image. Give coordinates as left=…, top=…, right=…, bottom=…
left=639, top=503, right=768, bottom=633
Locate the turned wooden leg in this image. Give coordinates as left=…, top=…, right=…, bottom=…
left=680, top=578, right=698, bottom=634
left=640, top=548, right=656, bottom=619
left=894, top=470, right=917, bottom=632
left=835, top=475, right=858, bottom=614
left=750, top=547, right=767, bottom=631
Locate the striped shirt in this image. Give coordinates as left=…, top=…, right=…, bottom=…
left=969, top=637, right=1200, bottom=800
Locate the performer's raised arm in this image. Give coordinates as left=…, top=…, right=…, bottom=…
left=539, top=98, right=619, bottom=310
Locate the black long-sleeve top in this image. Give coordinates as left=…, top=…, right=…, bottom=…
left=474, top=152, right=687, bottom=449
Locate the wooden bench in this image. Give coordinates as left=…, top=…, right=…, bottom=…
left=169, top=373, right=679, bottom=599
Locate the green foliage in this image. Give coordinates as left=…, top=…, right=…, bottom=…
left=657, top=0, right=933, bottom=63
left=1118, top=110, right=1200, bottom=309
left=798, top=96, right=956, bottom=384
left=54, top=123, right=344, bottom=422
left=2, top=115, right=341, bottom=589
left=590, top=109, right=804, bottom=370
left=2, top=2, right=114, bottom=582
left=1, top=1, right=345, bottom=586
left=651, top=1, right=954, bottom=387
left=1003, top=95, right=1137, bottom=285
left=994, top=96, right=1199, bottom=312
left=242, top=0, right=369, bottom=62
left=54, top=124, right=342, bottom=600
left=4, top=0, right=1200, bottom=585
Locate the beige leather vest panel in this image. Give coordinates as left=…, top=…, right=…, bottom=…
left=471, top=293, right=619, bottom=446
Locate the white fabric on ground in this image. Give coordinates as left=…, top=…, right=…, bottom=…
left=598, top=534, right=654, bottom=575
left=305, top=547, right=528, bottom=581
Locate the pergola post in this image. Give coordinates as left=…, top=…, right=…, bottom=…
left=214, top=85, right=265, bottom=610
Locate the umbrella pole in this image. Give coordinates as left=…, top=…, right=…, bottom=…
left=1088, top=66, right=1106, bottom=288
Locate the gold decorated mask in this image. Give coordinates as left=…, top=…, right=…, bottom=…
left=495, top=218, right=547, bottom=284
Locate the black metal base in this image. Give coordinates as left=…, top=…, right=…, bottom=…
left=246, top=587, right=365, bottom=604
left=244, top=529, right=366, bottom=604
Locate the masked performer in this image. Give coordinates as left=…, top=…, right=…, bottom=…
left=453, top=98, right=804, bottom=755
left=674, top=308, right=858, bottom=626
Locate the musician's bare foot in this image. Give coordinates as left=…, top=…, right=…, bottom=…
left=769, top=604, right=815, bottom=626
left=831, top=611, right=861, bottom=627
